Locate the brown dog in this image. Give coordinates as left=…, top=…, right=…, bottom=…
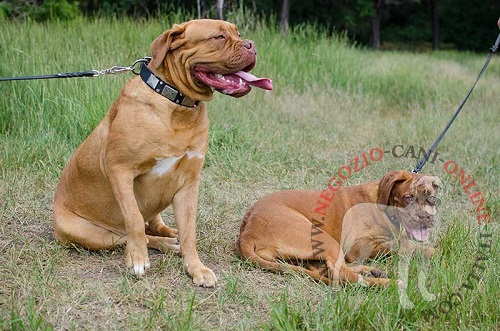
left=237, top=170, right=440, bottom=286
left=53, top=19, right=272, bottom=287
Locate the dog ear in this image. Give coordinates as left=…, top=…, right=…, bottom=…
left=377, top=170, right=409, bottom=209
left=149, top=23, right=186, bottom=69
left=430, top=175, right=443, bottom=198
left=431, top=176, right=442, bottom=190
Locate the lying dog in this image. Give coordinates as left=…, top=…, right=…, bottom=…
left=237, top=170, right=440, bottom=286
left=53, top=19, right=272, bottom=287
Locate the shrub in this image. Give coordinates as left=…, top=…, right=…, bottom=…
left=2, top=0, right=80, bottom=21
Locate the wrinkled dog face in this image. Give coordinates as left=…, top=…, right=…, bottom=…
left=393, top=175, right=441, bottom=242
left=377, top=170, right=441, bottom=242
left=150, top=19, right=272, bottom=100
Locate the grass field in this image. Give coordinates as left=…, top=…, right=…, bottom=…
left=0, top=16, right=499, bottom=330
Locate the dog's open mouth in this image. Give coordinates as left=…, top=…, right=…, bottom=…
left=194, top=64, right=273, bottom=98
left=404, top=225, right=431, bottom=242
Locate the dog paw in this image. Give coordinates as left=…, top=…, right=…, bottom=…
left=357, top=274, right=369, bottom=287
left=188, top=264, right=217, bottom=287
left=358, top=274, right=392, bottom=287
left=163, top=226, right=178, bottom=238
left=367, top=268, right=388, bottom=278
left=146, top=222, right=178, bottom=238
left=125, top=242, right=150, bottom=276
left=155, top=237, right=181, bottom=254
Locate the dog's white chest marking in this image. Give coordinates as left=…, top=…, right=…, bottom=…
left=150, top=151, right=204, bottom=176
left=185, top=150, right=204, bottom=159
left=150, top=156, right=183, bottom=176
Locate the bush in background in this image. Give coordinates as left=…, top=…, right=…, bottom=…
left=1, top=0, right=80, bottom=21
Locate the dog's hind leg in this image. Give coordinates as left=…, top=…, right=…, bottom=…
left=54, top=207, right=180, bottom=258
left=146, top=214, right=178, bottom=237
left=146, top=235, right=180, bottom=254
left=238, top=212, right=391, bottom=286
left=53, top=206, right=127, bottom=250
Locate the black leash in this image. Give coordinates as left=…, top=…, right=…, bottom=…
left=0, top=70, right=96, bottom=81
left=0, top=56, right=200, bottom=107
left=0, top=57, right=151, bottom=82
left=412, top=31, right=500, bottom=173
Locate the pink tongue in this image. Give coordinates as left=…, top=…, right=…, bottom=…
left=409, top=228, right=429, bottom=242
left=234, top=71, right=273, bottom=90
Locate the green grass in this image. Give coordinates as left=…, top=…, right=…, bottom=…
left=1, top=17, right=499, bottom=330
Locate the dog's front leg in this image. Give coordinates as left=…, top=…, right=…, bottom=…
left=108, top=169, right=149, bottom=276
left=173, top=181, right=217, bottom=287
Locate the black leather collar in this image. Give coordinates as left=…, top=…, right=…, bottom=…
left=140, top=63, right=199, bottom=108
left=384, top=207, right=400, bottom=226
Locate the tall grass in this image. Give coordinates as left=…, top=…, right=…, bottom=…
left=1, top=16, right=499, bottom=330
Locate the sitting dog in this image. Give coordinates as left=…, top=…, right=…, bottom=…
left=237, top=170, right=440, bottom=287
left=53, top=19, right=272, bottom=287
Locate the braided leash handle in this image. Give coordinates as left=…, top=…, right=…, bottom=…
left=55, top=71, right=97, bottom=78
left=0, top=70, right=97, bottom=81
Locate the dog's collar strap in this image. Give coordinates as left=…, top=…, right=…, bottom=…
left=384, top=207, right=400, bottom=226
left=140, top=63, right=199, bottom=108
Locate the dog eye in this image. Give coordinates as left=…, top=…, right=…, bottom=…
left=404, top=196, right=413, bottom=203
left=214, top=34, right=226, bottom=40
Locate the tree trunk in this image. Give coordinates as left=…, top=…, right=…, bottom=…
left=197, top=0, right=208, bottom=18
left=280, top=0, right=290, bottom=34
left=431, top=0, right=439, bottom=50
left=215, top=0, right=224, bottom=20
left=370, top=0, right=382, bottom=50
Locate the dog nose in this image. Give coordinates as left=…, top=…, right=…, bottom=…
left=428, top=195, right=436, bottom=206
left=243, top=39, right=255, bottom=50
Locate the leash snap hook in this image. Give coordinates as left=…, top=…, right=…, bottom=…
left=92, top=65, right=130, bottom=76
left=130, top=57, right=152, bottom=75
left=109, top=66, right=133, bottom=74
